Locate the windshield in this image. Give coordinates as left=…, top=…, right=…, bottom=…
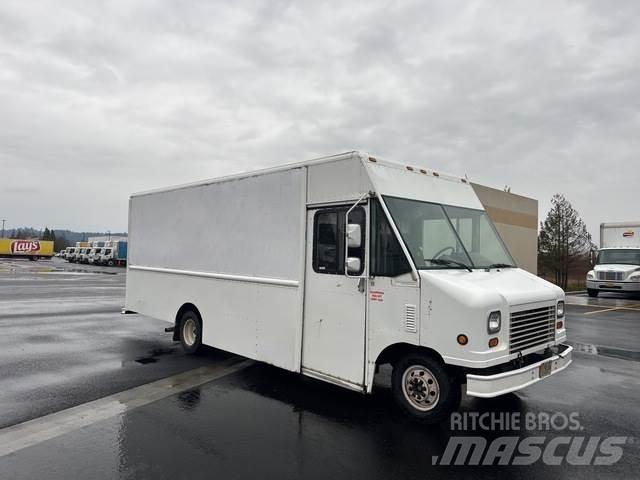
left=383, top=196, right=515, bottom=270
left=597, top=249, right=640, bottom=266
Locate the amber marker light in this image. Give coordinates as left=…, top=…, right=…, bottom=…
left=457, top=334, right=468, bottom=346
left=556, top=321, right=564, bottom=329
left=488, top=338, right=499, bottom=348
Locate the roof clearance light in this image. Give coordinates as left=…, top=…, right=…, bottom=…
left=368, top=157, right=377, bottom=163
left=461, top=178, right=467, bottom=183
left=406, top=166, right=414, bottom=171
left=432, top=172, right=440, bottom=177
left=420, top=169, right=427, bottom=174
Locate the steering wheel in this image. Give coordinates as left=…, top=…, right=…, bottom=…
left=432, top=246, right=455, bottom=259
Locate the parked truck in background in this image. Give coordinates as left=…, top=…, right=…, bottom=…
left=88, top=247, right=104, bottom=264
left=587, top=222, right=640, bottom=297
left=125, top=151, right=571, bottom=423
left=68, top=242, right=89, bottom=263
left=99, top=240, right=127, bottom=266
left=0, top=238, right=54, bottom=260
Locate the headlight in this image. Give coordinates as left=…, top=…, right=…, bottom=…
left=586, top=271, right=595, bottom=279
left=629, top=272, right=640, bottom=281
left=557, top=301, right=565, bottom=318
left=487, top=311, right=501, bottom=334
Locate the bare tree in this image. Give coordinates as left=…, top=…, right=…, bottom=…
left=538, top=194, right=594, bottom=290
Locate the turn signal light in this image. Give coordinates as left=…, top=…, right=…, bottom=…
left=457, top=334, right=468, bottom=346
left=556, top=321, right=563, bottom=329
left=488, top=338, right=499, bottom=348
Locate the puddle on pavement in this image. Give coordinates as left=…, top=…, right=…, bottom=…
left=133, top=347, right=177, bottom=365
left=569, top=341, right=640, bottom=362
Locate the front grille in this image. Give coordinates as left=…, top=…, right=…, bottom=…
left=509, top=305, right=556, bottom=354
left=597, top=271, right=624, bottom=281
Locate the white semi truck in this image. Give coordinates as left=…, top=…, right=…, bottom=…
left=587, top=222, right=640, bottom=297
left=125, top=152, right=571, bottom=423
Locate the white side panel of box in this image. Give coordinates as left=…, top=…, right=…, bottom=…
left=126, top=269, right=301, bottom=370
left=128, top=168, right=305, bottom=280
left=601, top=224, right=640, bottom=249
left=125, top=167, right=307, bottom=372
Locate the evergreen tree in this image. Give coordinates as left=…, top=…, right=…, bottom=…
left=538, top=194, right=594, bottom=289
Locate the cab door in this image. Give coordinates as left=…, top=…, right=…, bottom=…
left=302, top=204, right=367, bottom=388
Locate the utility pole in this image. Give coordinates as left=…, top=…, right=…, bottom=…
left=1, top=219, right=5, bottom=238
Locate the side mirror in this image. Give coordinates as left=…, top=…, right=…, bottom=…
left=346, top=223, right=362, bottom=248
left=346, top=257, right=361, bottom=274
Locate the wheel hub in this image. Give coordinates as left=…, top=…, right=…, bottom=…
left=402, top=365, right=440, bottom=412
left=182, top=318, right=197, bottom=346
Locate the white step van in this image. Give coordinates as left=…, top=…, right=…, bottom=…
left=125, top=152, right=571, bottom=422
left=587, top=222, right=640, bottom=297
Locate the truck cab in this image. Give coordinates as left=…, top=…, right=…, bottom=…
left=66, top=247, right=78, bottom=262
left=88, top=248, right=103, bottom=264
left=587, top=248, right=640, bottom=296
left=78, top=248, right=90, bottom=264
left=586, top=222, right=640, bottom=297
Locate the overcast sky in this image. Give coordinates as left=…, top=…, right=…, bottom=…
left=1, top=0, right=638, bottom=239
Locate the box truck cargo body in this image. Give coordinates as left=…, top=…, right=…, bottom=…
left=125, top=152, right=571, bottom=422
left=0, top=238, right=54, bottom=260
left=587, top=222, right=640, bottom=296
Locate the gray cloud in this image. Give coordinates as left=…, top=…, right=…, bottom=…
left=0, top=0, right=638, bottom=239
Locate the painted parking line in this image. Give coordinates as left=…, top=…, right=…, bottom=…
left=583, top=305, right=640, bottom=315
left=0, top=358, right=252, bottom=458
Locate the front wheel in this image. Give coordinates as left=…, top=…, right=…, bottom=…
left=178, top=310, right=203, bottom=355
left=587, top=289, right=599, bottom=298
left=392, top=352, right=461, bottom=424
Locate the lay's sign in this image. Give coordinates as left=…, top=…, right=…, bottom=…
left=0, top=238, right=54, bottom=257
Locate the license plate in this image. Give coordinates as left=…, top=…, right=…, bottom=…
left=539, top=361, right=552, bottom=378
left=601, top=283, right=616, bottom=288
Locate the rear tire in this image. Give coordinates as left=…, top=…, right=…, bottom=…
left=178, top=310, right=203, bottom=355
left=392, top=352, right=460, bottom=424
left=587, top=289, right=599, bottom=297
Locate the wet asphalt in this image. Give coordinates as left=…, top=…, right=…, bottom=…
left=1, top=258, right=639, bottom=479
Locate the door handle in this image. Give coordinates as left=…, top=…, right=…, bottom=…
left=358, top=277, right=366, bottom=293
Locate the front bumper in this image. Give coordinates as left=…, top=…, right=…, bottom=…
left=587, top=279, right=640, bottom=292
left=466, top=343, right=572, bottom=398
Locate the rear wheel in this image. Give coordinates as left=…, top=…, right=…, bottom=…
left=107, top=259, right=115, bottom=267
left=179, top=310, right=203, bottom=355
left=587, top=289, right=599, bottom=297
left=392, top=352, right=460, bottom=424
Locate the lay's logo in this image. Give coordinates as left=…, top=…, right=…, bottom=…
left=622, top=231, right=634, bottom=238
left=11, top=240, right=41, bottom=254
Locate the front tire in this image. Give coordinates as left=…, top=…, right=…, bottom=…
left=392, top=352, right=461, bottom=424
left=179, top=310, right=203, bottom=355
left=587, top=289, right=599, bottom=297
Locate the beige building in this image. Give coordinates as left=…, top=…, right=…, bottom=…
left=472, top=183, right=538, bottom=274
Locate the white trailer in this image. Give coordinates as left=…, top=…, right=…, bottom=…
left=125, top=151, right=571, bottom=422
left=587, top=222, right=640, bottom=297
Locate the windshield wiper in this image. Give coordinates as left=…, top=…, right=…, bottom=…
left=426, top=258, right=473, bottom=272
left=487, top=263, right=515, bottom=269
